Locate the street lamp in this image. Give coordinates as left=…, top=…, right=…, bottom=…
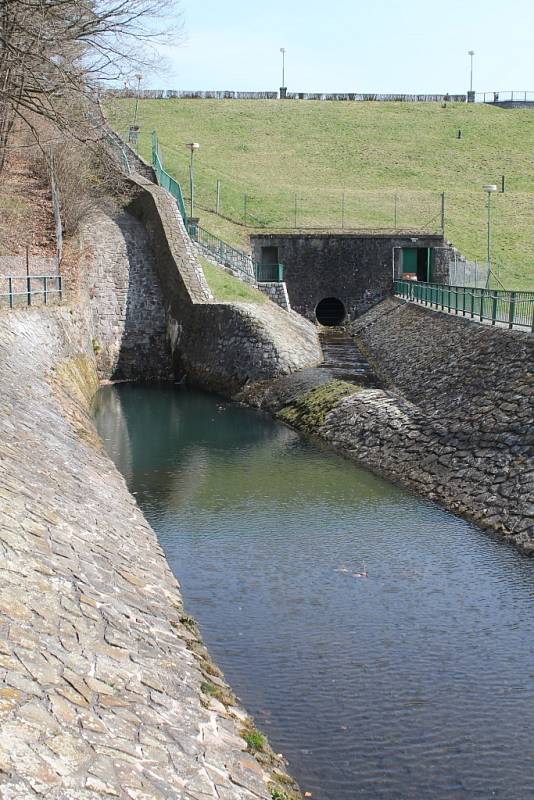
left=280, top=48, right=286, bottom=98
left=483, top=183, right=497, bottom=273
left=468, top=51, right=475, bottom=93
left=186, top=142, right=200, bottom=221
left=128, top=73, right=144, bottom=150
left=132, top=73, right=143, bottom=128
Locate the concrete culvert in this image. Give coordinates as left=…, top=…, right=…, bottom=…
left=315, top=297, right=346, bottom=326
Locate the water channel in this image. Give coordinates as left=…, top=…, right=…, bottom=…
left=94, top=383, right=534, bottom=800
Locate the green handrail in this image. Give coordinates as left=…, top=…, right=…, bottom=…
left=151, top=131, right=188, bottom=224
left=151, top=131, right=285, bottom=283
left=394, top=280, right=534, bottom=332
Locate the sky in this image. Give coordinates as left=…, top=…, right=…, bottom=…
left=150, top=0, right=533, bottom=94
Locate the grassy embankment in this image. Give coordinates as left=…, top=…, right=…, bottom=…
left=200, top=256, right=266, bottom=303
left=106, top=99, right=534, bottom=289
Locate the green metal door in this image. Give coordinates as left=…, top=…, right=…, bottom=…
left=426, top=249, right=432, bottom=282
left=402, top=248, right=418, bottom=274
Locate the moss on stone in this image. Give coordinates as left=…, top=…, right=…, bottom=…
left=278, top=380, right=361, bottom=433
left=50, top=354, right=101, bottom=448
left=200, top=680, right=236, bottom=707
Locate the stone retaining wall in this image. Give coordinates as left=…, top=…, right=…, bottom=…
left=126, top=174, right=322, bottom=392
left=347, top=299, right=533, bottom=549
left=242, top=298, right=534, bottom=554
left=0, top=304, right=297, bottom=798
left=81, top=210, right=173, bottom=381
left=257, top=282, right=291, bottom=311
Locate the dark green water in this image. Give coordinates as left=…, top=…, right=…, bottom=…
left=94, top=383, right=534, bottom=800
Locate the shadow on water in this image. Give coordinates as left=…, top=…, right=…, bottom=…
left=95, top=383, right=534, bottom=800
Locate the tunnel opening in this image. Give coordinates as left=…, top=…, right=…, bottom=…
left=315, top=297, right=346, bottom=327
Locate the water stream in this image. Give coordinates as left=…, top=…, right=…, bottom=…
left=94, top=383, right=534, bottom=800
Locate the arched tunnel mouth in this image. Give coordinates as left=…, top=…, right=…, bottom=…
left=315, top=297, right=346, bottom=327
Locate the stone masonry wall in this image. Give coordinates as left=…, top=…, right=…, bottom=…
left=250, top=233, right=451, bottom=323
left=180, top=302, right=321, bottom=395
left=80, top=210, right=173, bottom=381
left=242, top=297, right=533, bottom=554
left=0, top=304, right=295, bottom=799
left=126, top=175, right=322, bottom=393
left=256, top=282, right=291, bottom=311
left=347, top=298, right=534, bottom=550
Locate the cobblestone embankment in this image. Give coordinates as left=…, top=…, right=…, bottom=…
left=242, top=298, right=534, bottom=554
left=0, top=306, right=296, bottom=799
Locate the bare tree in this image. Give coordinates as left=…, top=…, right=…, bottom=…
left=0, top=0, right=182, bottom=169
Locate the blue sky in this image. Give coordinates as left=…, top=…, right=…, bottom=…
left=152, top=0, right=533, bottom=93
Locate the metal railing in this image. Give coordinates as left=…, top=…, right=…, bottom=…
left=151, top=131, right=188, bottom=223
left=0, top=275, right=63, bottom=309
left=395, top=280, right=534, bottom=332
left=256, top=263, right=285, bottom=282
left=189, top=223, right=285, bottom=283
left=151, top=132, right=286, bottom=283
left=476, top=91, right=534, bottom=103
left=188, top=223, right=255, bottom=279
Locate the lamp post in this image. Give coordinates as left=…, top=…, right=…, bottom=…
left=187, top=142, right=200, bottom=221
left=280, top=47, right=286, bottom=98
left=128, top=73, right=144, bottom=149
left=483, top=183, right=497, bottom=273
left=132, top=73, right=143, bottom=127
left=468, top=51, right=475, bottom=92
left=467, top=51, right=475, bottom=102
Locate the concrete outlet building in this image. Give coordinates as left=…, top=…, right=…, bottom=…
left=251, top=232, right=452, bottom=325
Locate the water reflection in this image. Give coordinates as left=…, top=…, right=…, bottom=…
left=95, top=384, right=534, bottom=800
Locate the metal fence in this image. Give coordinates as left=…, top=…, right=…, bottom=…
left=395, top=280, right=534, bottom=332
left=151, top=133, right=286, bottom=283
left=129, top=129, right=448, bottom=233
left=152, top=132, right=188, bottom=223
left=256, top=263, right=285, bottom=282
left=190, top=224, right=255, bottom=280
left=0, top=275, right=63, bottom=308
left=476, top=91, right=534, bottom=103
left=105, top=89, right=467, bottom=103
left=448, top=258, right=490, bottom=288
left=189, top=224, right=285, bottom=283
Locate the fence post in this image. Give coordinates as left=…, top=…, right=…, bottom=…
left=508, top=291, right=516, bottom=329
left=59, top=275, right=63, bottom=302
left=491, top=291, right=498, bottom=325
left=8, top=277, right=13, bottom=309
left=26, top=246, right=31, bottom=306
left=44, top=276, right=47, bottom=305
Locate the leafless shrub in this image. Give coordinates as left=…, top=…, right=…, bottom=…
left=0, top=0, right=183, bottom=170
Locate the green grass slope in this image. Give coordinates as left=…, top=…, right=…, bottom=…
left=107, top=99, right=534, bottom=289
left=199, top=257, right=266, bottom=303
